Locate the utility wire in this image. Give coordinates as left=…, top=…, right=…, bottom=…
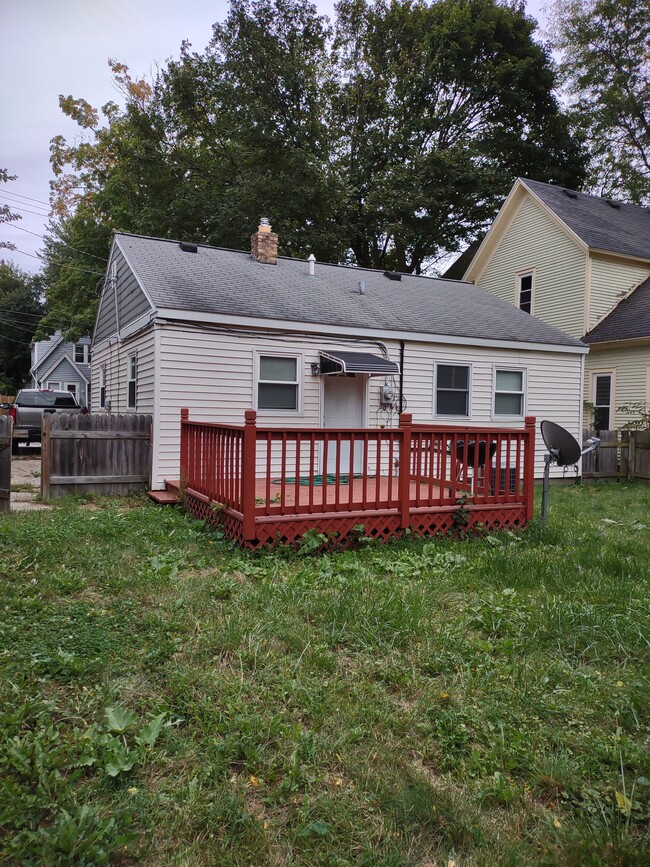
left=11, top=247, right=104, bottom=275
left=0, top=201, right=50, bottom=218
left=8, top=223, right=108, bottom=262
left=0, top=189, right=52, bottom=207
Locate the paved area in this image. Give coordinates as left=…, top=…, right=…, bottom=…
left=10, top=455, right=51, bottom=511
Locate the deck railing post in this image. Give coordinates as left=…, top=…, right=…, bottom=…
left=399, top=412, right=412, bottom=529
left=524, top=415, right=536, bottom=521
left=180, top=407, right=189, bottom=487
left=242, top=410, right=257, bottom=541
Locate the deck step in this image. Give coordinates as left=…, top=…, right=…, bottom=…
left=147, top=489, right=180, bottom=505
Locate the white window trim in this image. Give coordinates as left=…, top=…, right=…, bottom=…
left=516, top=269, right=535, bottom=314
left=65, top=382, right=78, bottom=400
left=74, top=344, right=89, bottom=364
left=591, top=369, right=614, bottom=430
left=99, top=365, right=106, bottom=409
left=492, top=366, right=526, bottom=420
left=47, top=380, right=61, bottom=390
left=253, top=349, right=303, bottom=415
left=127, top=353, right=137, bottom=410
left=433, top=361, right=472, bottom=420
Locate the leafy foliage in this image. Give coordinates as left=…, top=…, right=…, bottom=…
left=549, top=0, right=650, bottom=203
left=0, top=262, right=43, bottom=392
left=43, top=0, right=585, bottom=330
left=0, top=168, right=21, bottom=252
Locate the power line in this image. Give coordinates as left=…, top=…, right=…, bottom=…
left=0, top=200, right=50, bottom=218
left=0, top=189, right=51, bottom=207
left=8, top=223, right=108, bottom=262
left=12, top=247, right=104, bottom=276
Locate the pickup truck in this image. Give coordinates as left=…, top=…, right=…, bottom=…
left=9, top=389, right=84, bottom=453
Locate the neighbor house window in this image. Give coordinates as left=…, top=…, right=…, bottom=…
left=65, top=383, right=78, bottom=401
left=494, top=369, right=525, bottom=416
left=593, top=373, right=612, bottom=431
left=518, top=273, right=533, bottom=314
left=47, top=380, right=61, bottom=390
left=435, top=363, right=470, bottom=416
left=257, top=355, right=300, bottom=411
left=127, top=354, right=137, bottom=409
left=100, top=366, right=106, bottom=408
left=74, top=344, right=88, bottom=364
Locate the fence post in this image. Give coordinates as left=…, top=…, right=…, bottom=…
left=41, top=412, right=52, bottom=500
left=0, top=416, right=11, bottom=511
left=180, top=408, right=189, bottom=486
left=398, top=412, right=412, bottom=529
left=242, top=410, right=257, bottom=541
left=628, top=432, right=636, bottom=482
left=523, top=415, right=536, bottom=522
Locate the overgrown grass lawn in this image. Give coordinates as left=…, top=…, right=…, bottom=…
left=1, top=484, right=650, bottom=865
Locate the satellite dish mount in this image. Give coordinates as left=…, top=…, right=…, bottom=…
left=540, top=420, right=600, bottom=522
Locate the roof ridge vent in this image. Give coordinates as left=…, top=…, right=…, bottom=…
left=606, top=199, right=621, bottom=209
left=383, top=270, right=402, bottom=281
left=562, top=189, right=578, bottom=200
left=179, top=241, right=198, bottom=253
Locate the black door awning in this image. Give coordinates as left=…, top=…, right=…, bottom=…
left=319, top=351, right=400, bottom=376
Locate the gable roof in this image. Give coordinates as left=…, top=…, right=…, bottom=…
left=39, top=352, right=90, bottom=385
left=522, top=179, right=650, bottom=261
left=584, top=276, right=650, bottom=344
left=31, top=332, right=64, bottom=375
left=112, top=232, right=584, bottom=351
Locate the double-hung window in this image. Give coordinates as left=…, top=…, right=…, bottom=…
left=494, top=369, right=525, bottom=417
left=593, top=373, right=612, bottom=431
left=518, top=273, right=533, bottom=314
left=435, top=363, right=470, bottom=417
left=74, top=344, right=88, bottom=364
left=257, top=355, right=300, bottom=412
left=100, top=365, right=106, bottom=409
left=127, top=354, right=137, bottom=409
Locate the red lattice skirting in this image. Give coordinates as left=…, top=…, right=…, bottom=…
left=181, top=487, right=527, bottom=550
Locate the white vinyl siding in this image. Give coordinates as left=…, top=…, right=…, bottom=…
left=404, top=341, right=583, bottom=480
left=588, top=256, right=650, bottom=331
left=153, top=326, right=393, bottom=488
left=477, top=194, right=587, bottom=339
left=585, top=344, right=650, bottom=429
left=91, top=328, right=155, bottom=416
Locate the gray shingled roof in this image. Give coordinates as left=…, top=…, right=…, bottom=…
left=523, top=179, right=650, bottom=260
left=116, top=232, right=584, bottom=348
left=584, top=276, right=650, bottom=344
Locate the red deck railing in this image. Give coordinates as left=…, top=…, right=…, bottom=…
left=179, top=409, right=536, bottom=548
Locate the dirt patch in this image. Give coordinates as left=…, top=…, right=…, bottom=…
left=10, top=457, right=49, bottom=511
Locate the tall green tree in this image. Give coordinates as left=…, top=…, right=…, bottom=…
left=549, top=0, right=650, bottom=203
left=0, top=263, right=43, bottom=393
left=43, top=0, right=585, bottom=327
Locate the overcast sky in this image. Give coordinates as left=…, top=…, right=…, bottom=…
left=1, top=0, right=550, bottom=273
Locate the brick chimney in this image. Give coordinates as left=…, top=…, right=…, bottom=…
left=251, top=217, right=278, bottom=265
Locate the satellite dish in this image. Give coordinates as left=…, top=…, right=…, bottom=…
left=540, top=420, right=581, bottom=466
left=539, top=420, right=600, bottom=522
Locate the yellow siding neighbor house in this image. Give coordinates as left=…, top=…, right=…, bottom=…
left=464, top=178, right=650, bottom=431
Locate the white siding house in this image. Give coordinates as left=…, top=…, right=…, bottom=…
left=91, top=227, right=587, bottom=489
left=464, top=178, right=650, bottom=430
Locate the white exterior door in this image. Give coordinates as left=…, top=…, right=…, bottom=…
left=323, top=376, right=366, bottom=474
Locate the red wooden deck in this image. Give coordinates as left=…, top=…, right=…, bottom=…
left=176, top=410, right=535, bottom=549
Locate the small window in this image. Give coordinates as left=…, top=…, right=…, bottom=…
left=257, top=355, right=299, bottom=411
left=494, top=369, right=524, bottom=416
left=518, top=273, right=533, bottom=314
left=593, top=373, right=612, bottom=431
left=47, top=380, right=61, bottom=390
left=100, top=366, right=106, bottom=409
left=435, top=364, right=470, bottom=416
left=127, top=354, right=137, bottom=409
left=74, top=344, right=88, bottom=364
left=66, top=383, right=78, bottom=400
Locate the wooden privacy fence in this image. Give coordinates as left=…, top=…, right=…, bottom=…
left=41, top=413, right=152, bottom=499
left=582, top=429, right=650, bottom=481
left=0, top=416, right=10, bottom=511
left=179, top=409, right=536, bottom=549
